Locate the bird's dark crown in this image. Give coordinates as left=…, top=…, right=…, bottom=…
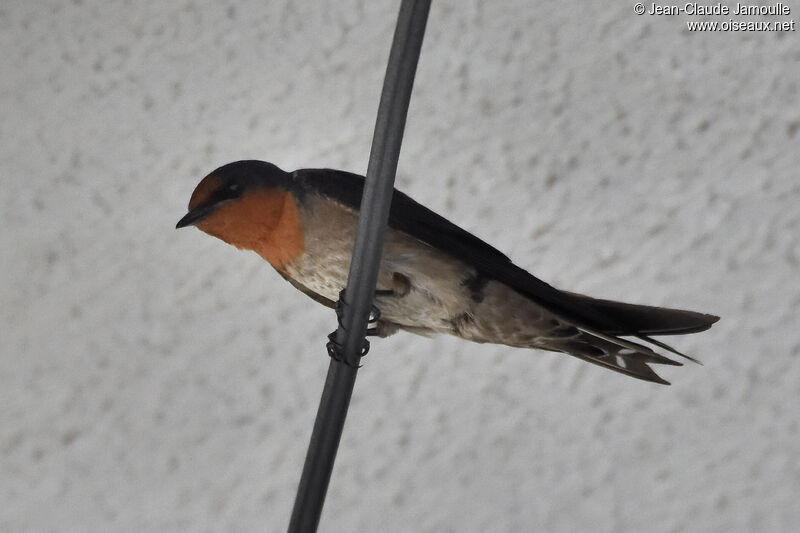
left=210, top=160, right=293, bottom=193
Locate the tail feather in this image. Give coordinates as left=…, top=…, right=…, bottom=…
left=574, top=325, right=683, bottom=366
left=539, top=293, right=718, bottom=384
left=636, top=334, right=703, bottom=365
left=565, top=348, right=672, bottom=385
left=565, top=292, right=719, bottom=336
left=547, top=331, right=675, bottom=385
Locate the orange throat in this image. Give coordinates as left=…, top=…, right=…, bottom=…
left=196, top=189, right=305, bottom=271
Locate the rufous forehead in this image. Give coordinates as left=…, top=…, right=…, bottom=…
left=188, top=174, right=221, bottom=210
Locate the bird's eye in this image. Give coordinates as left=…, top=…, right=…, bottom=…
left=226, top=183, right=242, bottom=196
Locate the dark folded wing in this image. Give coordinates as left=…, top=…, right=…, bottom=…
left=297, top=168, right=718, bottom=379
left=297, top=169, right=626, bottom=326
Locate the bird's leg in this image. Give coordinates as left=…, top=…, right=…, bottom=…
left=326, top=289, right=385, bottom=365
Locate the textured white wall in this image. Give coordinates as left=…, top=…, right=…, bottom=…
left=2, top=1, right=798, bottom=531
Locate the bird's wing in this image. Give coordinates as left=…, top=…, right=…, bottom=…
left=296, top=168, right=510, bottom=261
left=297, top=168, right=633, bottom=330
left=298, top=169, right=718, bottom=382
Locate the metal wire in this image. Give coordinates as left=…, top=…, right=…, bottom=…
left=287, top=1, right=431, bottom=531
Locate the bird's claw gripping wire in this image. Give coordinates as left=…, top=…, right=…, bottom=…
left=326, top=289, right=384, bottom=366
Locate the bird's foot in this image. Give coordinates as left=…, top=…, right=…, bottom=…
left=325, top=290, right=383, bottom=366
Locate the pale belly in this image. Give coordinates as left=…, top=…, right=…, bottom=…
left=283, top=237, right=477, bottom=334
left=285, top=194, right=486, bottom=334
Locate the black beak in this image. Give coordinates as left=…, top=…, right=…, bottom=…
left=176, top=204, right=217, bottom=229
left=177, top=184, right=242, bottom=229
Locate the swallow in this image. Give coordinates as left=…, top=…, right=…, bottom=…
left=177, top=160, right=718, bottom=384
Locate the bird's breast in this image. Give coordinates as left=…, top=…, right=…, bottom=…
left=282, top=195, right=360, bottom=302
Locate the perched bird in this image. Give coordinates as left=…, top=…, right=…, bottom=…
left=177, top=160, right=718, bottom=384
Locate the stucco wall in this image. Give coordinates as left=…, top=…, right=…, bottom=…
left=2, top=1, right=798, bottom=531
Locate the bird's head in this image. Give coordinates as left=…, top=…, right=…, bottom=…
left=176, top=160, right=305, bottom=269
